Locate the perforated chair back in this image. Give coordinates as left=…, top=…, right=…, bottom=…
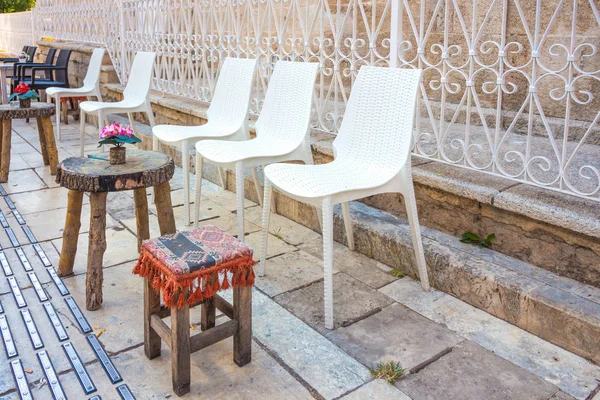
left=333, top=67, right=422, bottom=182
left=207, top=57, right=257, bottom=125
left=43, top=48, right=57, bottom=80
left=83, top=48, right=106, bottom=87
left=255, top=60, right=319, bottom=145
left=123, top=51, right=156, bottom=104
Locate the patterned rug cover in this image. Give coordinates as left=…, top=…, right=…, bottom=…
left=133, top=225, right=256, bottom=308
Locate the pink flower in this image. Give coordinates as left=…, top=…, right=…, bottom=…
left=100, top=123, right=134, bottom=139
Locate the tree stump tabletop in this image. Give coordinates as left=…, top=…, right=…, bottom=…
left=56, top=149, right=175, bottom=193
left=0, top=103, right=55, bottom=119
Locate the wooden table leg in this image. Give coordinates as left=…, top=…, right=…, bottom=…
left=201, top=296, right=216, bottom=331
left=233, top=283, right=252, bottom=367
left=144, top=277, right=161, bottom=360
left=58, top=190, right=84, bottom=276
left=133, top=187, right=150, bottom=252
left=0, top=118, right=11, bottom=183
left=86, top=192, right=107, bottom=311
left=154, top=181, right=176, bottom=235
left=39, top=116, right=59, bottom=175
left=36, top=116, right=50, bottom=166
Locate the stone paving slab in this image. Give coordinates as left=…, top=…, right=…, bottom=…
left=274, top=272, right=394, bottom=332
left=396, top=341, right=563, bottom=400
left=221, top=288, right=371, bottom=399
left=9, top=187, right=90, bottom=215
left=342, top=380, right=412, bottom=400
left=381, top=278, right=600, bottom=399
left=256, top=250, right=331, bottom=297
left=2, top=169, right=47, bottom=194
left=328, top=303, right=463, bottom=371
left=244, top=230, right=297, bottom=260
left=298, top=238, right=398, bottom=289
left=245, top=205, right=321, bottom=246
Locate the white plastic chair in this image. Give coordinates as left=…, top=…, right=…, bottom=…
left=152, top=57, right=258, bottom=225
left=259, top=67, right=430, bottom=330
left=46, top=48, right=105, bottom=141
left=194, top=60, right=319, bottom=239
left=79, top=51, right=156, bottom=157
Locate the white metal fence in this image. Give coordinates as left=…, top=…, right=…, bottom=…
left=1, top=0, right=600, bottom=201
left=0, top=11, right=34, bottom=56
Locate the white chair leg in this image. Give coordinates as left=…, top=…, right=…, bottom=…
left=401, top=172, right=430, bottom=291
left=235, top=163, right=245, bottom=241
left=194, top=153, right=203, bottom=228
left=258, top=178, right=272, bottom=277
left=218, top=167, right=227, bottom=190
left=53, top=95, right=61, bottom=141
left=262, top=165, right=277, bottom=214
left=251, top=167, right=263, bottom=207
left=97, top=110, right=104, bottom=153
left=182, top=141, right=191, bottom=226
left=341, top=202, right=355, bottom=250
left=146, top=103, right=155, bottom=127
left=322, top=197, right=334, bottom=330
left=79, top=109, right=85, bottom=157
left=127, top=112, right=135, bottom=133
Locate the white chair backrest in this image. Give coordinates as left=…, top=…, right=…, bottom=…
left=255, top=60, right=319, bottom=143
left=333, top=66, right=422, bottom=173
left=123, top=51, right=156, bottom=103
left=83, top=48, right=106, bottom=87
left=207, top=57, right=257, bottom=124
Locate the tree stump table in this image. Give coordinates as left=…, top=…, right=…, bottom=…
left=0, top=103, right=58, bottom=182
left=55, top=149, right=176, bottom=311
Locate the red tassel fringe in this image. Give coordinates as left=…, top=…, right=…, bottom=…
left=133, top=248, right=256, bottom=308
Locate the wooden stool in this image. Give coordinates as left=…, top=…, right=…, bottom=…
left=133, top=225, right=256, bottom=396
left=59, top=96, right=85, bottom=124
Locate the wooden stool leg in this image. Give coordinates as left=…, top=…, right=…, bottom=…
left=86, top=192, right=107, bottom=311
left=201, top=296, right=215, bottom=331
left=144, top=277, right=161, bottom=360
left=133, top=187, right=149, bottom=252
left=62, top=101, right=69, bottom=125
left=36, top=116, right=50, bottom=166
left=40, top=116, right=59, bottom=175
left=171, top=291, right=190, bottom=396
left=154, top=181, right=176, bottom=235
left=58, top=190, right=84, bottom=276
left=233, top=284, right=252, bottom=367
left=0, top=119, right=11, bottom=183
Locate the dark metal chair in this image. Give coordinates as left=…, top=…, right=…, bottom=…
left=20, top=49, right=72, bottom=92
left=0, top=46, right=36, bottom=63
left=12, top=48, right=57, bottom=90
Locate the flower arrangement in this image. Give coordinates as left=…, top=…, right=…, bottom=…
left=9, top=83, right=39, bottom=108
left=17, top=51, right=30, bottom=63
left=98, top=123, right=141, bottom=165
left=98, top=123, right=141, bottom=147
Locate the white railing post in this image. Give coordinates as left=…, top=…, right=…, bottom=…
left=119, top=0, right=127, bottom=85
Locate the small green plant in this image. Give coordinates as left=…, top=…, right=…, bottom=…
left=460, top=232, right=495, bottom=248
left=369, top=361, right=405, bottom=384
left=389, top=268, right=404, bottom=278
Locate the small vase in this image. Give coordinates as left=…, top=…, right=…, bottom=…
left=110, top=146, right=126, bottom=165
left=19, top=98, right=30, bottom=108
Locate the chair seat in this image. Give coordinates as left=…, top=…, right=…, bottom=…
left=197, top=136, right=298, bottom=165
left=47, top=85, right=95, bottom=96
left=133, top=225, right=256, bottom=307
left=80, top=99, right=142, bottom=113
left=153, top=120, right=242, bottom=144
left=265, top=160, right=397, bottom=199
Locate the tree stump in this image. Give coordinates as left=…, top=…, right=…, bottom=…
left=0, top=103, right=56, bottom=183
